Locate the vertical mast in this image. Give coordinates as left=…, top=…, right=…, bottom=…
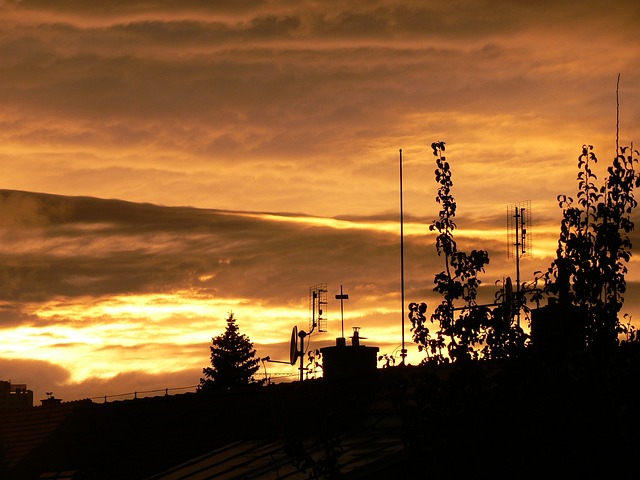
left=508, top=201, right=531, bottom=328
left=514, top=207, right=521, bottom=328
left=335, top=285, right=349, bottom=339
left=399, top=149, right=407, bottom=365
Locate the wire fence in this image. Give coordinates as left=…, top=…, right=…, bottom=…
left=85, top=371, right=309, bottom=403
left=88, top=385, right=199, bottom=403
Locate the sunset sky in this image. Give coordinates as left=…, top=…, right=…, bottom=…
left=0, top=0, right=639, bottom=402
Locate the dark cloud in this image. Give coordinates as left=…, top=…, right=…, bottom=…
left=0, top=358, right=69, bottom=381
left=2, top=1, right=635, bottom=143
left=0, top=0, right=637, bottom=225
left=0, top=303, right=39, bottom=327
left=0, top=189, right=439, bottom=308
left=3, top=0, right=268, bottom=16
left=0, top=188, right=567, bottom=313
left=0, top=358, right=71, bottom=402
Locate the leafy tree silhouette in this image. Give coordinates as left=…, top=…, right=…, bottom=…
left=537, top=144, right=639, bottom=350
left=199, top=312, right=261, bottom=391
left=409, top=141, right=527, bottom=363
left=395, top=141, right=640, bottom=477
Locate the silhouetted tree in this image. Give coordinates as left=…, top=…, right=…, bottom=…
left=409, top=141, right=527, bottom=363
left=396, top=141, right=640, bottom=478
left=200, top=312, right=261, bottom=391
left=410, top=142, right=489, bottom=362
left=539, top=144, right=639, bottom=349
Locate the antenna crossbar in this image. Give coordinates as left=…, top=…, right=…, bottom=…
left=309, top=283, right=328, bottom=333
left=507, top=200, right=532, bottom=328
left=507, top=200, right=532, bottom=260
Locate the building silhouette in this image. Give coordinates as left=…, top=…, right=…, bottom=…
left=0, top=381, right=33, bottom=412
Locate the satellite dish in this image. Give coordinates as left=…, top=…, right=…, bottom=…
left=289, top=326, right=299, bottom=365
left=505, top=277, right=514, bottom=316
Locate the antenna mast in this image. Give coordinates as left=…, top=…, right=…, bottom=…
left=309, top=283, right=327, bottom=333
left=507, top=201, right=532, bottom=327
left=616, top=73, right=620, bottom=154
left=399, top=149, right=407, bottom=365
left=335, top=285, right=349, bottom=339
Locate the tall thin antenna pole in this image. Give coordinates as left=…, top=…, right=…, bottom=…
left=514, top=207, right=521, bottom=328
left=312, top=291, right=317, bottom=332
left=399, top=149, right=407, bottom=365
left=335, top=285, right=348, bottom=338
left=299, top=333, right=305, bottom=382
left=616, top=73, right=620, bottom=154
left=508, top=201, right=531, bottom=325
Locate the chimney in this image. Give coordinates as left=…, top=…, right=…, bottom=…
left=352, top=327, right=360, bottom=347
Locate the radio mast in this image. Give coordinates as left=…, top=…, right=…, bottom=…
left=507, top=200, right=532, bottom=327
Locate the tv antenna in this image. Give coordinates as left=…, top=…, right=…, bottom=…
left=288, top=324, right=311, bottom=382
left=507, top=200, right=532, bottom=327
left=284, top=284, right=327, bottom=382
left=309, top=283, right=327, bottom=333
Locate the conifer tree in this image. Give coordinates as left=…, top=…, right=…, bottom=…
left=200, top=312, right=261, bottom=391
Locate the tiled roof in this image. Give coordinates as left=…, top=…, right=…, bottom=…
left=0, top=377, right=404, bottom=479
left=147, top=414, right=405, bottom=480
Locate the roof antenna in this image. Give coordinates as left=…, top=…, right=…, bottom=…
left=399, top=148, right=407, bottom=365
left=335, top=285, right=349, bottom=339
left=616, top=73, right=620, bottom=154
left=286, top=284, right=328, bottom=382
left=309, top=283, right=327, bottom=334
left=507, top=201, right=532, bottom=327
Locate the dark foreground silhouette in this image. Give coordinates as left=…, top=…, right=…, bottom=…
left=1, top=342, right=638, bottom=479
